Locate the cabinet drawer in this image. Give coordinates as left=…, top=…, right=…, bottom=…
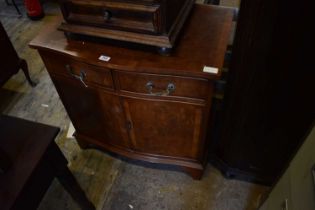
left=116, top=72, right=210, bottom=100
left=40, top=52, right=113, bottom=89
left=61, top=0, right=161, bottom=34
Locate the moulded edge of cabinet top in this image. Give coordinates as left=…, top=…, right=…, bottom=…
left=29, top=4, right=233, bottom=80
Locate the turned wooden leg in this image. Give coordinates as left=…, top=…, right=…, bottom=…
left=182, top=167, right=204, bottom=180
left=11, top=0, right=22, bottom=17
left=20, top=59, right=37, bottom=87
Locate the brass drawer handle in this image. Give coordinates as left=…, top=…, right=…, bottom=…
left=65, top=65, right=88, bottom=87
left=103, top=10, right=112, bottom=21
left=145, top=81, right=175, bottom=96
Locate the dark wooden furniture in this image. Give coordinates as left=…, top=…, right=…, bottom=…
left=0, top=22, right=36, bottom=87
left=0, top=115, right=95, bottom=210
left=30, top=4, right=233, bottom=179
left=4, top=0, right=22, bottom=17
left=211, top=0, right=315, bottom=185
left=58, top=0, right=195, bottom=51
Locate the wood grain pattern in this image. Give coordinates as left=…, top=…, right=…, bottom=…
left=115, top=71, right=210, bottom=101
left=57, top=0, right=194, bottom=48
left=30, top=4, right=234, bottom=79
left=50, top=74, right=131, bottom=149
left=61, top=0, right=161, bottom=33
left=40, top=51, right=114, bottom=89
left=123, top=96, right=204, bottom=159
left=31, top=4, right=233, bottom=179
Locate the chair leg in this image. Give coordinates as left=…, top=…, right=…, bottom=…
left=5, top=0, right=22, bottom=17
left=11, top=0, right=22, bottom=16
left=47, top=143, right=96, bottom=210
left=20, top=59, right=37, bottom=87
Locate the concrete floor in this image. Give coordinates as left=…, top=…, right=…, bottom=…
left=0, top=1, right=268, bottom=210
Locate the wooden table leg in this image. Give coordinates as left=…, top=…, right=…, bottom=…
left=56, top=166, right=96, bottom=210
left=19, top=59, right=37, bottom=87
left=46, top=143, right=96, bottom=210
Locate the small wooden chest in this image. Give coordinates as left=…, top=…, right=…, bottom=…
left=58, top=0, right=195, bottom=51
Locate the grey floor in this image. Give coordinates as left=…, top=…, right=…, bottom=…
left=0, top=1, right=268, bottom=210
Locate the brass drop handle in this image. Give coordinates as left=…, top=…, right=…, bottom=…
left=145, top=81, right=175, bottom=96
left=103, top=10, right=112, bottom=21
left=65, top=65, right=88, bottom=87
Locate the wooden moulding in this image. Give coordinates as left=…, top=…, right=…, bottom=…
left=58, top=0, right=194, bottom=49
left=75, top=132, right=205, bottom=179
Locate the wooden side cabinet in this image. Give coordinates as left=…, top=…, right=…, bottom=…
left=212, top=0, right=315, bottom=184
left=30, top=4, right=233, bottom=179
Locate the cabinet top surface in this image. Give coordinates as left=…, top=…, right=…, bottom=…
left=30, top=4, right=233, bottom=79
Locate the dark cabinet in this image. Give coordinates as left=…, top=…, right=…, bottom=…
left=44, top=52, right=213, bottom=179
left=212, top=0, right=315, bottom=185
left=31, top=4, right=233, bottom=179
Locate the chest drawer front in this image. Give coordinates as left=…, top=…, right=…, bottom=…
left=116, top=72, right=210, bottom=100
left=61, top=0, right=161, bottom=34
left=40, top=52, right=113, bottom=89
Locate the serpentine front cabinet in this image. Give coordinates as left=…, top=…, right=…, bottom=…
left=30, top=4, right=233, bottom=179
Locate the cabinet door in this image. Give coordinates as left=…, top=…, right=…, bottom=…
left=122, top=97, right=205, bottom=160
left=51, top=75, right=130, bottom=149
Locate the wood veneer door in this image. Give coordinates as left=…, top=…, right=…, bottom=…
left=50, top=75, right=130, bottom=149
left=122, top=97, right=205, bottom=160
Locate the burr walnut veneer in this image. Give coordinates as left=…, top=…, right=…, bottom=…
left=30, top=4, right=233, bottom=179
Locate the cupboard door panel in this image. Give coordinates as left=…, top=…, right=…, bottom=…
left=51, top=75, right=130, bottom=149
left=123, top=97, right=205, bottom=160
